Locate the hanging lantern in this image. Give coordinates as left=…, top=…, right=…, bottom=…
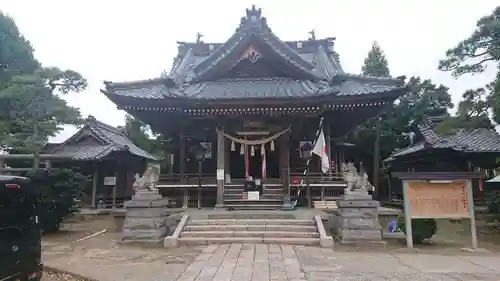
left=231, top=140, right=235, bottom=151
left=270, top=139, right=275, bottom=151
left=251, top=145, right=255, bottom=156
left=240, top=143, right=245, bottom=155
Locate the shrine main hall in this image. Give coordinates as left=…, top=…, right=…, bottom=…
left=101, top=6, right=406, bottom=209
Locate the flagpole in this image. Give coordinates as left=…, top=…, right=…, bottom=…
left=296, top=117, right=324, bottom=195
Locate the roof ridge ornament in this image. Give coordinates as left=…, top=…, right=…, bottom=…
left=196, top=32, right=204, bottom=44
left=308, top=29, right=316, bottom=41
left=246, top=5, right=261, bottom=20
left=238, top=5, right=268, bottom=31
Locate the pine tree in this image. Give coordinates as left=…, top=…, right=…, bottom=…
left=361, top=41, right=390, bottom=77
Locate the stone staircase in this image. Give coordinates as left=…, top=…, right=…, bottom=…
left=178, top=215, right=321, bottom=246
left=223, top=180, right=283, bottom=210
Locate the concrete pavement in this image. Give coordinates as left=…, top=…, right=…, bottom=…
left=43, top=242, right=500, bottom=281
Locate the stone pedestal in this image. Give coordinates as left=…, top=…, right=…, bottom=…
left=335, top=194, right=384, bottom=245
left=120, top=189, right=171, bottom=244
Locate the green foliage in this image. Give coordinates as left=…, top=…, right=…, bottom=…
left=353, top=39, right=454, bottom=163
left=439, top=6, right=500, bottom=127
left=397, top=216, right=438, bottom=244
left=348, top=77, right=453, bottom=160
left=0, top=12, right=87, bottom=155
left=488, top=66, right=500, bottom=124
left=0, top=12, right=39, bottom=80
left=24, top=168, right=89, bottom=232
left=436, top=87, right=494, bottom=135
left=124, top=114, right=172, bottom=157
left=361, top=41, right=390, bottom=77
left=438, top=6, right=500, bottom=77
left=488, top=192, right=500, bottom=214
left=124, top=114, right=153, bottom=152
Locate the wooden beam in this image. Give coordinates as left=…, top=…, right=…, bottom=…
left=0, top=167, right=54, bottom=172
left=0, top=154, right=72, bottom=160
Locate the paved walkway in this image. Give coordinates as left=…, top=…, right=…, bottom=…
left=43, top=242, right=500, bottom=281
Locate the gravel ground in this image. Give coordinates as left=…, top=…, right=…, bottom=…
left=42, top=271, right=87, bottom=281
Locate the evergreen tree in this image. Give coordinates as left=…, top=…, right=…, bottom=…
left=361, top=41, right=390, bottom=77
left=439, top=6, right=500, bottom=126
left=124, top=114, right=153, bottom=152
left=0, top=12, right=87, bottom=164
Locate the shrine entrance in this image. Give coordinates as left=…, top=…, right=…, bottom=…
left=220, top=127, right=288, bottom=180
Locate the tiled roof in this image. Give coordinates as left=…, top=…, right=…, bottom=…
left=388, top=123, right=500, bottom=160
left=169, top=39, right=343, bottom=84
left=104, top=76, right=403, bottom=100
left=46, top=116, right=158, bottom=161
left=102, top=6, right=405, bottom=102
left=192, top=6, right=318, bottom=81
left=390, top=142, right=427, bottom=158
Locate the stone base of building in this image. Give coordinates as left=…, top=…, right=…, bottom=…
left=120, top=189, right=172, bottom=244
left=335, top=194, right=383, bottom=245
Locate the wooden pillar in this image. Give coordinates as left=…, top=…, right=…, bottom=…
left=216, top=128, right=225, bottom=207
left=326, top=120, right=332, bottom=180
left=112, top=164, right=118, bottom=209
left=168, top=153, right=174, bottom=178
left=179, top=126, right=188, bottom=208
left=32, top=154, right=40, bottom=170
left=91, top=167, right=98, bottom=208
left=179, top=126, right=186, bottom=182
left=322, top=121, right=331, bottom=200
left=373, top=117, right=381, bottom=200
left=45, top=160, right=52, bottom=169
left=279, top=132, right=290, bottom=193
left=225, top=136, right=230, bottom=179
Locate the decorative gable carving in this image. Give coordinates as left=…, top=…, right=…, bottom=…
left=240, top=45, right=262, bottom=64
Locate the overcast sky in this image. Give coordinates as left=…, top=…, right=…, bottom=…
left=1, top=0, right=498, bottom=142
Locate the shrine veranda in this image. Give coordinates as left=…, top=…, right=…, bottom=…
left=101, top=6, right=406, bottom=208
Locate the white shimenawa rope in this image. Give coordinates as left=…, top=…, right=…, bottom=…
left=216, top=126, right=291, bottom=146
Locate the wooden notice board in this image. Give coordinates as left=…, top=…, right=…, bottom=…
left=400, top=177, right=477, bottom=249
left=407, top=180, right=469, bottom=218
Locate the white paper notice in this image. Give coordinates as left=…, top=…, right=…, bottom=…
left=216, top=169, right=224, bottom=180
left=247, top=191, right=260, bottom=200
left=103, top=177, right=116, bottom=186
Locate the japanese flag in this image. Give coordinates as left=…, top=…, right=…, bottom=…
left=312, top=129, right=330, bottom=174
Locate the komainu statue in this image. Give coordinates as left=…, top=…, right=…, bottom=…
left=133, top=163, right=161, bottom=192
left=341, top=162, right=372, bottom=195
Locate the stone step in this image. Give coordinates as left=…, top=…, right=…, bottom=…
left=178, top=237, right=320, bottom=246
left=224, top=194, right=282, bottom=200
left=224, top=204, right=282, bottom=210
left=188, top=219, right=315, bottom=226
left=224, top=187, right=283, bottom=193
left=184, top=224, right=317, bottom=232
left=207, top=213, right=295, bottom=220
left=181, top=231, right=319, bottom=238
left=224, top=199, right=281, bottom=203
left=121, top=229, right=165, bottom=241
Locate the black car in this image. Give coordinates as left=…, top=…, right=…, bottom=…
left=0, top=175, right=43, bottom=281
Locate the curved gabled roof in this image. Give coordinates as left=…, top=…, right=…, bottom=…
left=387, top=122, right=500, bottom=161
left=45, top=116, right=158, bottom=161
left=101, top=6, right=406, bottom=104
left=102, top=75, right=404, bottom=101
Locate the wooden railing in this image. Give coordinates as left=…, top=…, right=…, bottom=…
left=289, top=172, right=344, bottom=183
left=144, top=170, right=348, bottom=209
left=158, top=173, right=217, bottom=185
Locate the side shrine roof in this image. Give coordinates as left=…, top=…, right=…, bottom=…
left=387, top=121, right=500, bottom=162
left=44, top=116, right=158, bottom=161
left=101, top=5, right=405, bottom=103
